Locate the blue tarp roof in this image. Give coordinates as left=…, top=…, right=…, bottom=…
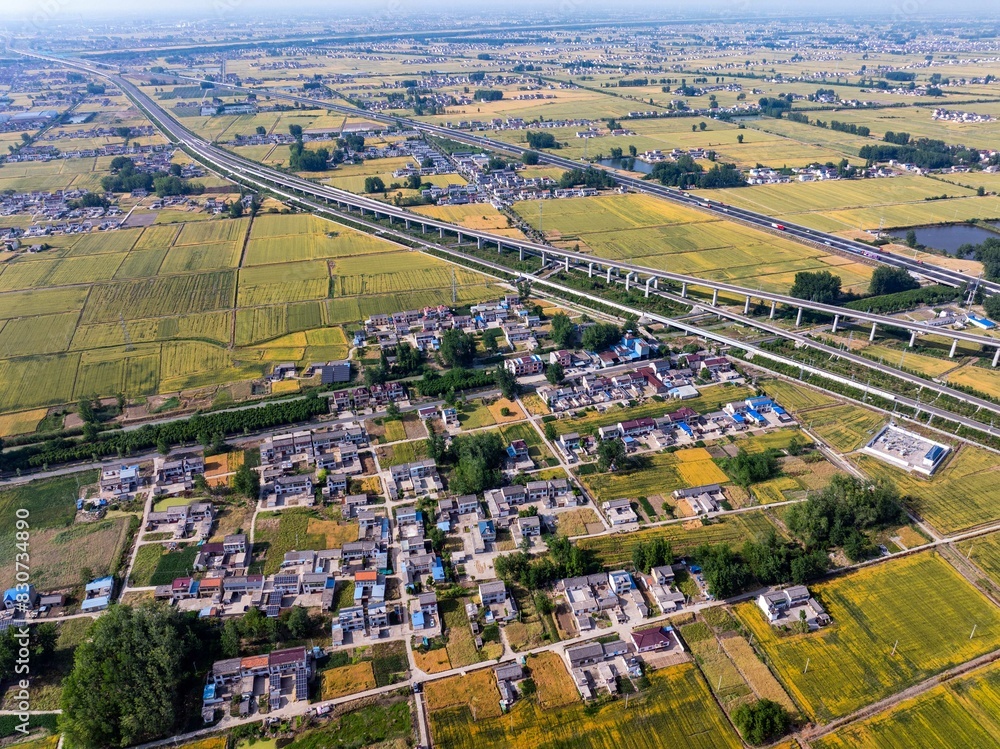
left=925, top=445, right=946, bottom=463
left=81, top=596, right=110, bottom=611
left=85, top=576, right=114, bottom=592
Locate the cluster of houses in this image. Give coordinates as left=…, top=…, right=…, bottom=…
left=932, top=108, right=996, bottom=123
left=258, top=423, right=370, bottom=507
left=559, top=570, right=653, bottom=633
left=203, top=646, right=312, bottom=721
left=361, top=296, right=541, bottom=353
left=757, top=585, right=830, bottom=629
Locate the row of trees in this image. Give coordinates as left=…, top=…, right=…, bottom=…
left=494, top=535, right=598, bottom=589
left=790, top=265, right=920, bottom=308
left=2, top=392, right=329, bottom=472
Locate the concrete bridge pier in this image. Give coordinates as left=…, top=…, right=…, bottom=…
left=795, top=307, right=803, bottom=327
left=909, top=331, right=917, bottom=348
left=681, top=282, right=687, bottom=298
left=993, top=347, right=1000, bottom=367
left=625, top=272, right=632, bottom=292
left=476, top=236, right=482, bottom=249
left=438, top=227, right=444, bottom=239
left=520, top=247, right=525, bottom=262
left=949, top=338, right=959, bottom=358
left=588, top=263, right=594, bottom=278
left=645, top=278, right=653, bottom=298
left=711, top=288, right=719, bottom=307
left=832, top=314, right=839, bottom=333
left=869, top=322, right=878, bottom=342
left=564, top=257, right=570, bottom=271
left=769, top=301, right=777, bottom=320
left=541, top=251, right=547, bottom=266
left=744, top=296, right=751, bottom=315
left=404, top=219, right=411, bottom=230
left=607, top=267, right=613, bottom=284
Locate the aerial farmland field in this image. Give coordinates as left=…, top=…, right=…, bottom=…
left=513, top=193, right=872, bottom=293
left=736, top=552, right=1000, bottom=723
left=813, top=660, right=1000, bottom=749
left=577, top=512, right=780, bottom=568
left=427, top=662, right=742, bottom=749
left=856, top=444, right=1000, bottom=535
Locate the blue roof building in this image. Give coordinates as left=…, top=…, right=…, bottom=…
left=432, top=557, right=446, bottom=583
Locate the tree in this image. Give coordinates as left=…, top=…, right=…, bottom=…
left=868, top=266, right=919, bottom=296
left=228, top=200, right=244, bottom=219
left=549, top=313, right=575, bottom=348
left=695, top=543, right=751, bottom=598
left=255, top=125, right=266, bottom=135
left=232, top=463, right=260, bottom=500
left=544, top=422, right=558, bottom=441
left=220, top=619, right=241, bottom=658
left=521, top=150, right=540, bottom=165
left=597, top=439, right=626, bottom=472
left=581, top=322, right=620, bottom=353
left=481, top=327, right=502, bottom=353
left=905, top=229, right=918, bottom=248
left=385, top=401, right=401, bottom=419
left=631, top=538, right=672, bottom=574
left=494, top=366, right=519, bottom=400
left=289, top=124, right=303, bottom=139
left=285, top=606, right=311, bottom=639
left=733, top=700, right=790, bottom=745
left=721, top=448, right=779, bottom=487
left=789, top=270, right=842, bottom=305
left=61, top=603, right=200, bottom=748
left=737, top=133, right=744, bottom=143
left=77, top=397, right=95, bottom=424
left=983, top=294, right=1000, bottom=320
left=363, top=176, right=386, bottom=193
left=440, top=329, right=477, bottom=367
left=546, top=362, right=565, bottom=385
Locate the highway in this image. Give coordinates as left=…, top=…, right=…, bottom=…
left=151, top=69, right=1000, bottom=295
left=15, top=47, right=998, bottom=294
left=16, top=50, right=1000, bottom=363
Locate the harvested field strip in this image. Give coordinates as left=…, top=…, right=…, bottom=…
left=527, top=651, right=579, bottom=708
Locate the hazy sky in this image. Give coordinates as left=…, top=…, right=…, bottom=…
left=4, top=0, right=994, bottom=23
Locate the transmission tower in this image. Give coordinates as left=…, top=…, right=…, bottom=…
left=120, top=313, right=133, bottom=352
left=452, top=268, right=457, bottom=305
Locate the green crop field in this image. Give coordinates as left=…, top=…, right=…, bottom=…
left=158, top=241, right=241, bottom=273
left=174, top=217, right=250, bottom=245
left=856, top=445, right=1000, bottom=535
left=513, top=193, right=872, bottom=293
left=814, top=660, right=1000, bottom=749
left=69, top=228, right=141, bottom=255
left=0, top=353, right=81, bottom=411
left=580, top=449, right=728, bottom=504
left=115, top=248, right=170, bottom=278
left=238, top=261, right=329, bottom=306
left=958, top=532, right=1000, bottom=591
left=83, top=270, right=237, bottom=323
left=245, top=215, right=396, bottom=264
left=577, top=512, right=779, bottom=568
left=802, top=404, right=887, bottom=452
left=234, top=301, right=327, bottom=346
left=760, top=379, right=838, bottom=411
left=737, top=552, right=1000, bottom=723
left=0, top=313, right=78, bottom=357
left=428, top=662, right=741, bottom=749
